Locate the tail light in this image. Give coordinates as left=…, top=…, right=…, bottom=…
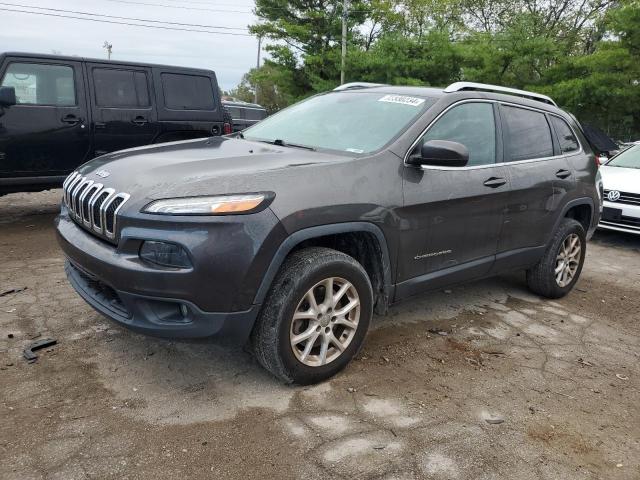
left=223, top=122, right=232, bottom=135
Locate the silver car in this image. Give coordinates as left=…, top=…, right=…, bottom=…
left=599, top=143, right=640, bottom=234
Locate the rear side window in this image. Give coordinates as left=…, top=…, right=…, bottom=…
left=502, top=106, right=554, bottom=161
left=245, top=108, right=266, bottom=121
left=93, top=68, right=149, bottom=108
left=550, top=116, right=580, bottom=153
left=161, top=73, right=215, bottom=110
left=1, top=62, right=76, bottom=106
left=226, top=106, right=242, bottom=119
left=420, top=102, right=496, bottom=166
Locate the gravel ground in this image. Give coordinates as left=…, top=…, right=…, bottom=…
left=1, top=189, right=639, bottom=480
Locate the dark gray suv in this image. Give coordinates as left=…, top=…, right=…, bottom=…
left=56, top=82, right=601, bottom=384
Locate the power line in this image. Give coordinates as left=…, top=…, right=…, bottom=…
left=102, top=0, right=253, bottom=14
left=102, top=0, right=376, bottom=15
left=0, top=2, right=249, bottom=31
left=132, top=0, right=257, bottom=6
left=2, top=8, right=254, bottom=36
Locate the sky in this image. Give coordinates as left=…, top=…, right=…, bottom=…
left=0, top=0, right=262, bottom=91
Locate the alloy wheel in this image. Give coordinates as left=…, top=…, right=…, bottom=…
left=289, top=277, right=360, bottom=367
left=555, top=233, right=581, bottom=287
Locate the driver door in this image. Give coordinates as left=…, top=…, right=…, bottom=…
left=396, top=101, right=510, bottom=298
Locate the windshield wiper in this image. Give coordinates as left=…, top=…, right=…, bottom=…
left=260, top=139, right=316, bottom=151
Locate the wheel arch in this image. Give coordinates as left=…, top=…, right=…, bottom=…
left=253, top=223, right=393, bottom=314
left=549, top=198, right=595, bottom=243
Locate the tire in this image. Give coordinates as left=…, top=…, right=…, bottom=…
left=526, top=218, right=586, bottom=299
left=250, top=247, right=373, bottom=385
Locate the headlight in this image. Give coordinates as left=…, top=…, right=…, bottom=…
left=142, top=193, right=270, bottom=215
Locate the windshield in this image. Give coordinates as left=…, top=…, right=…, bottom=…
left=607, top=144, right=640, bottom=169
left=242, top=91, right=435, bottom=154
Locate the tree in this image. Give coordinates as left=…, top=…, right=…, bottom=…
left=236, top=0, right=638, bottom=139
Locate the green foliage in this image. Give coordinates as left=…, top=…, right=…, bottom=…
left=241, top=0, right=639, bottom=139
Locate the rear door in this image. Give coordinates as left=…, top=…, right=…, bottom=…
left=497, top=104, right=575, bottom=259
left=0, top=57, right=90, bottom=177
left=87, top=63, right=160, bottom=156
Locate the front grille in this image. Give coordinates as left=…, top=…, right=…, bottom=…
left=62, top=172, right=130, bottom=241
left=604, top=189, right=640, bottom=206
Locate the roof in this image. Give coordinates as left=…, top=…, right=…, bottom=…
left=222, top=100, right=266, bottom=110
left=0, top=51, right=215, bottom=74
left=332, top=81, right=561, bottom=111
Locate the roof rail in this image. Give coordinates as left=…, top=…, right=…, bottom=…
left=444, top=82, right=557, bottom=107
left=333, top=82, right=387, bottom=91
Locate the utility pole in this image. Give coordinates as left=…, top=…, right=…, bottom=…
left=340, top=0, right=349, bottom=85
left=254, top=35, right=262, bottom=104
left=103, top=41, right=113, bottom=60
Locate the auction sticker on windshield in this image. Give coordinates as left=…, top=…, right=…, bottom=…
left=378, top=95, right=425, bottom=107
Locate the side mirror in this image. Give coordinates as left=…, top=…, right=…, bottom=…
left=407, top=140, right=469, bottom=167
left=0, top=86, right=16, bottom=107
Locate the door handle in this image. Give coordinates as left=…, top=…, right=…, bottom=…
left=61, top=114, right=81, bottom=125
left=132, top=116, right=148, bottom=126
left=483, top=177, right=507, bottom=188
left=94, top=121, right=106, bottom=129
left=556, top=169, right=571, bottom=179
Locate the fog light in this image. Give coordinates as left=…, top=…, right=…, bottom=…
left=139, top=241, right=192, bottom=268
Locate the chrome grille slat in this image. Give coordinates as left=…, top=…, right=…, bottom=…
left=62, top=172, right=130, bottom=242
left=82, top=183, right=102, bottom=226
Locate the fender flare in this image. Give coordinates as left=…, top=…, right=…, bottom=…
left=253, top=222, right=393, bottom=306
left=548, top=197, right=595, bottom=243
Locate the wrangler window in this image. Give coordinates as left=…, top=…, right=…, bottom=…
left=162, top=73, right=215, bottom=110
left=1, top=62, right=76, bottom=106
left=93, top=68, right=149, bottom=108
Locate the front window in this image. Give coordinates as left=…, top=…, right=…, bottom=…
left=417, top=102, right=497, bottom=166
left=607, top=144, right=640, bottom=169
left=1, top=62, right=76, bottom=106
left=243, top=91, right=435, bottom=154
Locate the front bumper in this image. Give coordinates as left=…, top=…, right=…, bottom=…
left=55, top=206, right=284, bottom=341
left=599, top=200, right=640, bottom=235
left=65, top=260, right=258, bottom=340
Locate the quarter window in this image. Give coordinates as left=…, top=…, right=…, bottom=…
left=419, top=102, right=497, bottom=166
left=93, top=68, right=149, bottom=108
left=550, top=116, right=580, bottom=153
left=502, top=106, right=554, bottom=161
left=161, top=73, right=215, bottom=110
left=0, top=62, right=76, bottom=106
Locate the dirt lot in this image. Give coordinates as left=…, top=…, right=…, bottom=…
left=1, top=190, right=639, bottom=480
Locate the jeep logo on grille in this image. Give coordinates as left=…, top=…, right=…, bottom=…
left=95, top=170, right=110, bottom=179
left=607, top=190, right=621, bottom=202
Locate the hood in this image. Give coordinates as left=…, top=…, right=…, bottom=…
left=77, top=137, right=350, bottom=201
left=600, top=164, right=640, bottom=193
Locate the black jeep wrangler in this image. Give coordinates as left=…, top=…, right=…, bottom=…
left=0, top=52, right=228, bottom=195
left=56, top=82, right=602, bottom=384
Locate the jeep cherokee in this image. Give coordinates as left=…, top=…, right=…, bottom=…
left=56, top=82, right=601, bottom=384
